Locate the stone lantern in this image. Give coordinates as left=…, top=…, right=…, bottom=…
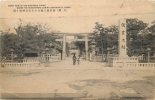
left=147, top=46, right=151, bottom=63
left=10, top=48, right=14, bottom=62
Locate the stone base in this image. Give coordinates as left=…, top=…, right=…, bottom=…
left=109, top=57, right=139, bottom=67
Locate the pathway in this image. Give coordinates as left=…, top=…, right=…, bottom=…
left=0, top=57, right=155, bottom=99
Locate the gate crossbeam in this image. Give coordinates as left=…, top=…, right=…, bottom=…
left=56, top=39, right=92, bottom=41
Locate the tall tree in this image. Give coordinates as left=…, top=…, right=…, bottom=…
left=93, top=19, right=149, bottom=56
left=1, top=19, right=61, bottom=57
left=126, top=18, right=148, bottom=56
left=94, top=22, right=119, bottom=54
left=14, top=19, right=58, bottom=52
left=1, top=30, right=18, bottom=56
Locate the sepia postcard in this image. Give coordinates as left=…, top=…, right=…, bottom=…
left=0, top=0, right=155, bottom=100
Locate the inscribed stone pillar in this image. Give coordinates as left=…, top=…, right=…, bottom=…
left=119, top=19, right=128, bottom=57
left=62, top=34, right=66, bottom=60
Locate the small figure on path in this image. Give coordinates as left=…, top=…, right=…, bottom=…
left=72, top=54, right=77, bottom=65
left=77, top=55, right=80, bottom=65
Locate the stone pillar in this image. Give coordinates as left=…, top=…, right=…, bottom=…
left=11, top=52, right=13, bottom=62
left=85, top=35, right=88, bottom=60
left=62, top=34, right=66, bottom=60
left=119, top=19, right=128, bottom=57
left=59, top=53, right=61, bottom=60
left=74, top=35, right=77, bottom=39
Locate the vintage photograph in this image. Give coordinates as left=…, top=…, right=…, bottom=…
left=0, top=0, right=155, bottom=100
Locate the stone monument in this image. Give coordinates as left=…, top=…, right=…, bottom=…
left=119, top=19, right=128, bottom=57
left=109, top=19, right=139, bottom=67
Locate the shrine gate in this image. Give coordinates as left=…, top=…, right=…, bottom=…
left=56, top=33, right=93, bottom=60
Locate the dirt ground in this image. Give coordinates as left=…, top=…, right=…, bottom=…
left=0, top=58, right=155, bottom=99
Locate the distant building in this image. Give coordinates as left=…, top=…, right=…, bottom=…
left=69, top=42, right=80, bottom=56
left=44, top=42, right=62, bottom=60
left=23, top=41, right=63, bottom=63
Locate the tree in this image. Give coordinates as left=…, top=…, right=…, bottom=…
left=1, top=30, right=19, bottom=56
left=148, top=20, right=155, bottom=35
left=126, top=19, right=147, bottom=44
left=126, top=18, right=152, bottom=56
left=13, top=19, right=59, bottom=52
left=93, top=19, right=149, bottom=56
left=1, top=19, right=61, bottom=57
left=93, top=22, right=119, bottom=54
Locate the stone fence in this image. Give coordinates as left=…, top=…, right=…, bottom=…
left=2, top=62, right=39, bottom=67
left=109, top=57, right=139, bottom=67
left=108, top=57, right=155, bottom=68
left=111, top=57, right=138, bottom=61
left=89, top=54, right=149, bottom=62
left=40, top=53, right=61, bottom=62
left=1, top=54, right=61, bottom=67
left=125, top=63, right=155, bottom=67
left=23, top=57, right=40, bottom=63
left=138, top=55, right=146, bottom=61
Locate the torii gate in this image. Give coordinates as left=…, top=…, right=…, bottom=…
left=56, top=33, right=93, bottom=60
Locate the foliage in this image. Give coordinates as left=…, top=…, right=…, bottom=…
left=1, top=19, right=61, bottom=56
left=126, top=19, right=155, bottom=56
left=1, top=30, right=19, bottom=56
left=93, top=23, right=119, bottom=54
left=92, top=18, right=155, bottom=56
left=1, top=18, right=155, bottom=57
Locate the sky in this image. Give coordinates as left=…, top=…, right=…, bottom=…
left=0, top=0, right=155, bottom=35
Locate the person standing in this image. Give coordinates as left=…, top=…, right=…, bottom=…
left=72, top=54, right=77, bottom=65
left=77, top=55, right=80, bottom=65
